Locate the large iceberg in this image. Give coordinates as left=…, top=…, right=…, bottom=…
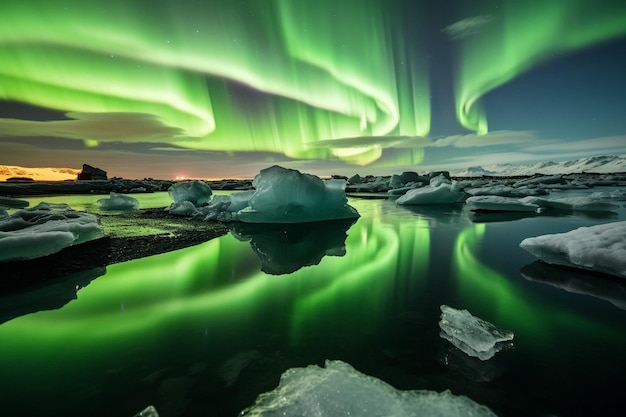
left=520, top=221, right=626, bottom=278
left=439, top=305, right=514, bottom=361
left=0, top=202, right=104, bottom=262
left=241, top=360, right=498, bottom=416
left=168, top=166, right=360, bottom=223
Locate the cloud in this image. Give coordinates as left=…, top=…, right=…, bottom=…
left=0, top=112, right=183, bottom=142
left=305, top=135, right=432, bottom=149
left=523, top=135, right=626, bottom=153
left=442, top=15, right=495, bottom=40
left=430, top=130, right=537, bottom=148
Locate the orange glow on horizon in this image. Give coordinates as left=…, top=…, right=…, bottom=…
left=0, top=165, right=81, bottom=182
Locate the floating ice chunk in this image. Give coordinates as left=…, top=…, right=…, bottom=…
left=520, top=221, right=626, bottom=278
left=590, top=189, right=626, bottom=201
left=168, top=180, right=212, bottom=206
left=241, top=360, right=498, bottom=417
left=235, top=166, right=359, bottom=223
left=0, top=203, right=104, bottom=262
left=132, top=405, right=159, bottom=417
left=466, top=195, right=540, bottom=212
left=520, top=196, right=618, bottom=212
left=439, top=305, right=514, bottom=361
left=169, top=200, right=202, bottom=218
left=513, top=175, right=565, bottom=187
left=97, top=191, right=139, bottom=210
left=396, top=183, right=466, bottom=205
left=429, top=173, right=452, bottom=188
left=0, top=196, right=29, bottom=209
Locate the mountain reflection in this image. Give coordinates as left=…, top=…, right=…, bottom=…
left=228, top=219, right=357, bottom=275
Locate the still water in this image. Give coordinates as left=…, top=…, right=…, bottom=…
left=1, top=190, right=625, bottom=416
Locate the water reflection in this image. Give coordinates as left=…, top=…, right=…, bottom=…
left=228, top=219, right=357, bottom=275
left=1, top=194, right=625, bottom=416
left=521, top=261, right=626, bottom=310
left=0, top=267, right=105, bottom=324
left=436, top=343, right=507, bottom=383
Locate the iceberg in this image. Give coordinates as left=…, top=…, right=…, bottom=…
left=0, top=202, right=104, bottom=262
left=97, top=191, right=139, bottom=210
left=241, top=360, right=498, bottom=417
left=168, top=180, right=212, bottom=206
left=520, top=221, right=626, bottom=278
left=237, top=166, right=358, bottom=223
left=439, top=305, right=514, bottom=361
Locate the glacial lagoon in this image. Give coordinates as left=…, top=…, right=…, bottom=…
left=1, top=189, right=625, bottom=416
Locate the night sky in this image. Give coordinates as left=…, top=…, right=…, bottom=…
left=1, top=0, right=625, bottom=179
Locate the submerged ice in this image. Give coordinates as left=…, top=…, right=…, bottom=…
left=241, top=360, right=498, bottom=417
left=520, top=221, right=626, bottom=278
left=439, top=305, right=514, bottom=361
left=168, top=165, right=360, bottom=223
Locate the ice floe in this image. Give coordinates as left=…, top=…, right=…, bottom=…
left=439, top=305, right=514, bottom=361
left=520, top=196, right=619, bottom=212
left=466, top=195, right=540, bottom=212
left=0, top=202, right=104, bottom=262
left=520, top=221, right=626, bottom=278
left=241, top=360, right=498, bottom=416
left=395, top=175, right=466, bottom=205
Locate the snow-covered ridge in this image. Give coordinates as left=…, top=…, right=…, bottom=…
left=453, top=155, right=626, bottom=177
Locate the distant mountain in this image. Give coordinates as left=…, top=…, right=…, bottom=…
left=452, top=155, right=626, bottom=177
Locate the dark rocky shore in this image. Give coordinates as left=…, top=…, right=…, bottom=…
left=2, top=208, right=228, bottom=291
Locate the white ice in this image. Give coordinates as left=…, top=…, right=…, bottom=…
left=97, top=191, right=139, bottom=210
left=0, top=196, right=29, bottom=209
left=0, top=202, right=104, bottom=262
left=465, top=195, right=540, bottom=212
left=439, top=305, right=514, bottom=361
left=520, top=196, right=618, bottom=212
left=241, top=360, right=498, bottom=417
left=168, top=180, right=213, bottom=206
left=396, top=176, right=466, bottom=205
left=169, top=166, right=360, bottom=223
left=520, top=221, right=626, bottom=278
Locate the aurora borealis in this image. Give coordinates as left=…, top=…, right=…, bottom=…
left=1, top=0, right=625, bottom=179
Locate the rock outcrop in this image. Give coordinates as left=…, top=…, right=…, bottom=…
left=77, top=164, right=107, bottom=181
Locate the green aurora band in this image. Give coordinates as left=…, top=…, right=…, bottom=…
left=454, top=0, right=626, bottom=134
left=1, top=0, right=625, bottom=164
left=0, top=0, right=428, bottom=165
